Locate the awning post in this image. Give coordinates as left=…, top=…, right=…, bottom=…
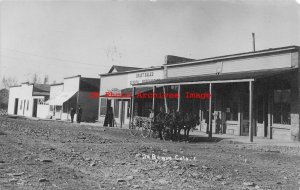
left=152, top=86, right=155, bottom=112
left=209, top=83, right=212, bottom=139
left=130, top=87, right=136, bottom=124
left=249, top=81, right=254, bottom=142
left=163, top=86, right=168, bottom=113
left=177, top=85, right=181, bottom=111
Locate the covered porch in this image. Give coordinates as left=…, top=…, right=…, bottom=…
left=131, top=68, right=298, bottom=142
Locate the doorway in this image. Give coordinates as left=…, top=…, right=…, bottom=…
left=241, top=93, right=249, bottom=136
left=264, top=97, right=268, bottom=137
left=14, top=98, right=19, bottom=114
left=33, top=99, right=38, bottom=117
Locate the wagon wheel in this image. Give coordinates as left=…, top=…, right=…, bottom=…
left=129, top=119, right=139, bottom=136
left=141, top=120, right=151, bottom=138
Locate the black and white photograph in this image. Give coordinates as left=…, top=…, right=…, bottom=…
left=0, top=0, right=300, bottom=189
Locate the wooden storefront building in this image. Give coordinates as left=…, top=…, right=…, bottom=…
left=132, top=46, right=300, bottom=142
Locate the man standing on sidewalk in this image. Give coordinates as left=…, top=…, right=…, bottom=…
left=77, top=105, right=82, bottom=123
left=70, top=106, right=76, bottom=123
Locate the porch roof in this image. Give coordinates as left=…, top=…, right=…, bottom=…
left=100, top=87, right=152, bottom=98
left=46, top=91, right=77, bottom=105
left=133, top=68, right=298, bottom=87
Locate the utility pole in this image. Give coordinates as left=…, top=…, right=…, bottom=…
left=252, top=33, right=256, bottom=52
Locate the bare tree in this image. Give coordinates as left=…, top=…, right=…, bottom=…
left=32, top=73, right=38, bottom=84
left=43, top=75, right=49, bottom=84
left=2, top=77, right=18, bottom=89
left=31, top=73, right=42, bottom=84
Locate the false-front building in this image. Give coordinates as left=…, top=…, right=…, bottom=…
left=132, top=46, right=300, bottom=142
left=8, top=83, right=50, bottom=118
left=47, top=75, right=100, bottom=122
left=99, top=65, right=164, bottom=128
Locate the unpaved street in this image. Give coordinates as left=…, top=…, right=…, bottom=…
left=0, top=116, right=300, bottom=190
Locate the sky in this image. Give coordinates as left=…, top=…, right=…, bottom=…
left=0, top=0, right=299, bottom=87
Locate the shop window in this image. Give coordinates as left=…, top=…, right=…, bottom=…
left=257, top=97, right=264, bottom=123
left=63, top=103, right=68, bottom=113
left=226, top=102, right=238, bottom=121
left=273, top=89, right=291, bottom=125
left=100, top=98, right=107, bottom=116
left=56, top=106, right=62, bottom=112
left=114, top=100, right=119, bottom=118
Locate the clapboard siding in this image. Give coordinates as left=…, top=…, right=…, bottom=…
left=168, top=63, right=217, bottom=78
left=167, top=53, right=293, bottom=78
left=222, top=53, right=292, bottom=73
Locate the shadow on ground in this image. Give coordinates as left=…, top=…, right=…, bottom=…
left=189, top=136, right=225, bottom=143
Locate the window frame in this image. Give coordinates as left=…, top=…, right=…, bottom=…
left=273, top=89, right=291, bottom=125
left=99, top=98, right=107, bottom=116
left=114, top=99, right=119, bottom=118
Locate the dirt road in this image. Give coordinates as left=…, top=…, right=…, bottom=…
left=0, top=116, right=299, bottom=190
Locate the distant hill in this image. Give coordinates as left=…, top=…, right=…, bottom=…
left=0, top=89, right=9, bottom=110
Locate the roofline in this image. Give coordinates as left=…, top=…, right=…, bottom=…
left=133, top=67, right=296, bottom=87
left=99, top=66, right=164, bottom=77
left=165, top=46, right=300, bottom=67
left=10, top=82, right=51, bottom=88
left=108, top=65, right=143, bottom=73
left=80, top=77, right=100, bottom=80
left=64, top=75, right=81, bottom=79
left=50, top=83, right=64, bottom=86
left=133, top=78, right=255, bottom=87
left=9, top=85, right=22, bottom=88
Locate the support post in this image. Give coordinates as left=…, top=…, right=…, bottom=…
left=130, top=87, right=136, bottom=125
left=120, top=100, right=123, bottom=129
left=249, top=81, right=254, bottom=142
left=177, top=85, right=181, bottom=111
left=252, top=33, right=256, bottom=52
left=152, top=86, right=155, bottom=111
left=209, top=83, right=212, bottom=138
left=163, top=86, right=168, bottom=113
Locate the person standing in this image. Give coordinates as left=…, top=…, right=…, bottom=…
left=155, top=107, right=165, bottom=140
left=70, top=106, right=76, bottom=123
left=107, top=106, right=114, bottom=127
left=77, top=105, right=83, bottom=123
left=216, top=113, right=221, bottom=134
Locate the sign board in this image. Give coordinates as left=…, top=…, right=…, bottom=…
left=127, top=70, right=163, bottom=86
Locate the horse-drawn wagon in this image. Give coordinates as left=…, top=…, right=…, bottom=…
left=129, top=111, right=199, bottom=141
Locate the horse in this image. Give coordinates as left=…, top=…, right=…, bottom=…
left=180, top=112, right=198, bottom=141
left=174, top=111, right=185, bottom=141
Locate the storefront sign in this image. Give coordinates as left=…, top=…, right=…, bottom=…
left=128, top=70, right=163, bottom=85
